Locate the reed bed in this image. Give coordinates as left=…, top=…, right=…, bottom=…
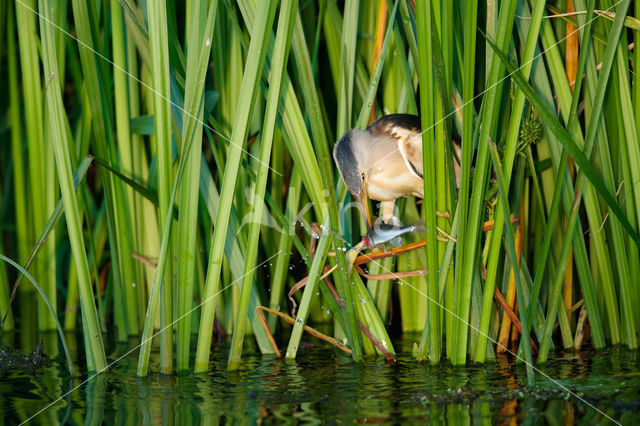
left=1, top=0, right=640, bottom=379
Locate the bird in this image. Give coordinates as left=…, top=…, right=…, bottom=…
left=333, top=114, right=460, bottom=235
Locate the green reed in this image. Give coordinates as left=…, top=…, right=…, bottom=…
left=1, top=0, right=640, bottom=377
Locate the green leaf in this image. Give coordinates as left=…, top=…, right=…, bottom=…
left=130, top=115, right=155, bottom=135
left=481, top=29, right=640, bottom=248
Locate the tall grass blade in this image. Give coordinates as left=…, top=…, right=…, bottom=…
left=7, top=2, right=30, bottom=269
left=39, top=0, right=106, bottom=371
left=488, top=144, right=534, bottom=384
left=145, top=0, right=175, bottom=373
left=228, top=0, right=296, bottom=369
left=198, top=154, right=276, bottom=352
left=70, top=0, right=142, bottom=341
left=267, top=169, right=302, bottom=331
left=286, top=218, right=331, bottom=359
left=482, top=9, right=639, bottom=248
left=16, top=0, right=57, bottom=330
left=453, top=0, right=518, bottom=365
left=474, top=0, right=546, bottom=363
left=452, top=0, right=478, bottom=362
left=515, top=0, right=606, bottom=349
left=111, top=0, right=145, bottom=334
left=176, top=0, right=218, bottom=372
left=337, top=0, right=361, bottom=137
left=485, top=0, right=635, bottom=356
left=194, top=0, right=278, bottom=372
left=415, top=0, right=441, bottom=364
left=290, top=2, right=365, bottom=359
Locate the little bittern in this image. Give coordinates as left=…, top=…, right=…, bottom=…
left=333, top=114, right=460, bottom=230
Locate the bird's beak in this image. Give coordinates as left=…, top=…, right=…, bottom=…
left=356, top=174, right=374, bottom=237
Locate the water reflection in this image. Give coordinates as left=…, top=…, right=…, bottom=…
left=1, top=335, right=639, bottom=424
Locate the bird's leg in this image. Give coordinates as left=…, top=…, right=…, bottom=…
left=378, top=200, right=404, bottom=247
left=380, top=200, right=402, bottom=226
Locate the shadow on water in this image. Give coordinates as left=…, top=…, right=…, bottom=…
left=1, top=332, right=640, bottom=424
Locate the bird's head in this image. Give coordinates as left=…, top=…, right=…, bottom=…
left=333, top=130, right=373, bottom=234
left=333, top=131, right=363, bottom=197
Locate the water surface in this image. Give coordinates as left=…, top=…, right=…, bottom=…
left=2, top=334, right=639, bottom=424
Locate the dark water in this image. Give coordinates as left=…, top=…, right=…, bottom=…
left=2, top=333, right=640, bottom=425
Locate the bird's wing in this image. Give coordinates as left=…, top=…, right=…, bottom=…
left=397, top=135, right=423, bottom=179
left=367, top=114, right=423, bottom=179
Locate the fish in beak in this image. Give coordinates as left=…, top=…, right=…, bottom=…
left=364, top=220, right=426, bottom=249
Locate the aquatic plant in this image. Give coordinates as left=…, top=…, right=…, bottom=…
left=1, top=0, right=639, bottom=382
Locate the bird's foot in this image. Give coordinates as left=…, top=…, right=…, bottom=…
left=436, top=211, right=450, bottom=218
left=380, top=215, right=404, bottom=227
